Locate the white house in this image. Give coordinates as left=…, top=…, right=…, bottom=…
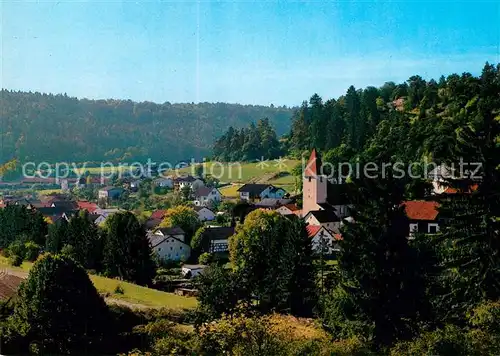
left=237, top=184, right=286, bottom=202
left=275, top=203, right=301, bottom=216
left=307, top=225, right=341, bottom=255
left=194, top=206, right=216, bottom=221
left=148, top=227, right=190, bottom=261
left=303, top=209, right=340, bottom=233
left=93, top=208, right=121, bottom=218
left=193, top=186, right=222, bottom=207
left=174, top=176, right=205, bottom=191
left=154, top=177, right=174, bottom=188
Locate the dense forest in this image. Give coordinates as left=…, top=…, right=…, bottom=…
left=0, top=90, right=293, bottom=163
left=212, top=118, right=282, bottom=161
left=284, top=70, right=469, bottom=164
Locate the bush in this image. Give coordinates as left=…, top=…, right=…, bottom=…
left=7, top=241, right=25, bottom=259
left=198, top=252, right=213, bottom=265
left=114, top=284, right=125, bottom=295
left=8, top=254, right=23, bottom=267
left=24, top=241, right=40, bottom=262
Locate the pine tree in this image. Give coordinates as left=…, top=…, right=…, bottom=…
left=435, top=63, right=500, bottom=322
left=102, top=212, right=155, bottom=285
left=328, top=175, right=427, bottom=346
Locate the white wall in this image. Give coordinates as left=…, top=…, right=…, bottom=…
left=154, top=238, right=190, bottom=261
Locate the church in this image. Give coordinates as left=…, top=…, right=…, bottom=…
left=302, top=149, right=353, bottom=235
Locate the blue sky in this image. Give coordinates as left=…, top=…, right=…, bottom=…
left=2, top=1, right=499, bottom=106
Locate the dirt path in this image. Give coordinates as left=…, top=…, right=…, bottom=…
left=105, top=297, right=157, bottom=310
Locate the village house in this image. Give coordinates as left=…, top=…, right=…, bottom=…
left=76, top=200, right=99, bottom=213
left=154, top=176, right=174, bottom=188
left=303, top=209, right=341, bottom=233
left=306, top=225, right=341, bottom=255
left=98, top=187, right=124, bottom=200
left=193, top=206, right=216, bottom=221
left=193, top=186, right=222, bottom=207
left=174, top=176, right=205, bottom=191
left=403, top=200, right=440, bottom=238
left=255, top=198, right=293, bottom=210
left=199, top=226, right=235, bottom=255
left=237, top=184, right=286, bottom=202
left=275, top=203, right=302, bottom=217
left=148, top=227, right=190, bottom=261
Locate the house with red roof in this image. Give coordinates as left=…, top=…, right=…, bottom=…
left=77, top=200, right=99, bottom=213
left=275, top=203, right=299, bottom=215
left=306, top=225, right=341, bottom=255
left=403, top=200, right=440, bottom=237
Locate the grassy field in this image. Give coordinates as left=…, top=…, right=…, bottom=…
left=91, top=274, right=197, bottom=309
left=0, top=257, right=197, bottom=309
left=37, top=189, right=63, bottom=195
left=178, top=159, right=300, bottom=183
left=219, top=184, right=243, bottom=198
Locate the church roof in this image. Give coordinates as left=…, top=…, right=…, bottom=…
left=304, top=149, right=321, bottom=177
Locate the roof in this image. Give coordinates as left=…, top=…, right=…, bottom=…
left=174, top=175, right=199, bottom=183
left=150, top=209, right=167, bottom=220
left=443, top=184, right=479, bottom=194
left=195, top=186, right=214, bottom=197
left=306, top=225, right=321, bottom=238
left=0, top=272, right=24, bottom=300
left=37, top=207, right=78, bottom=216
left=88, top=214, right=102, bottom=223
left=193, top=206, right=214, bottom=213
left=403, top=200, right=439, bottom=221
left=202, top=226, right=235, bottom=241
left=306, top=209, right=340, bottom=223
left=282, top=203, right=300, bottom=212
left=304, top=149, right=321, bottom=177
left=52, top=200, right=78, bottom=210
left=77, top=200, right=99, bottom=213
left=144, top=218, right=162, bottom=230
left=148, top=230, right=188, bottom=248
left=158, top=227, right=186, bottom=236
left=237, top=184, right=271, bottom=195
left=255, top=198, right=293, bottom=208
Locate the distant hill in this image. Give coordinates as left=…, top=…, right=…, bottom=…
left=0, top=90, right=294, bottom=163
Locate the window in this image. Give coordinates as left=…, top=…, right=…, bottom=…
left=170, top=246, right=173, bottom=250
left=180, top=246, right=183, bottom=250
left=308, top=177, right=312, bottom=182
left=158, top=248, right=161, bottom=251
left=320, top=177, right=323, bottom=182
left=428, top=224, right=439, bottom=234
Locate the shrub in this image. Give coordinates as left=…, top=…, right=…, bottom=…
left=8, top=254, right=23, bottom=267
left=114, top=284, right=125, bottom=295
left=198, top=252, right=213, bottom=265
left=24, top=241, right=40, bottom=262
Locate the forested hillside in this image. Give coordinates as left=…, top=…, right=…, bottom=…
left=284, top=69, right=487, bottom=165
left=0, top=90, right=293, bottom=163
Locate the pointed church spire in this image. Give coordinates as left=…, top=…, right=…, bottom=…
left=305, top=149, right=321, bottom=177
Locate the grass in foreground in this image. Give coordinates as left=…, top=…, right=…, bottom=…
left=0, top=257, right=197, bottom=309
left=91, top=275, right=197, bottom=309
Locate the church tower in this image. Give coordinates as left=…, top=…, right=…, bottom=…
left=302, top=149, right=328, bottom=216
